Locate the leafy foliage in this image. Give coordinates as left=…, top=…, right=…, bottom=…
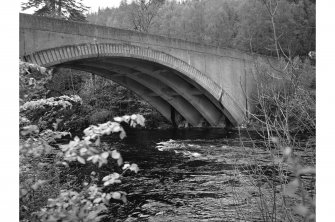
left=19, top=61, right=145, bottom=221
left=35, top=186, right=109, bottom=221
left=20, top=95, right=83, bottom=131
left=19, top=60, right=52, bottom=104
left=45, top=68, right=86, bottom=97
left=21, top=0, right=89, bottom=22
left=274, top=139, right=315, bottom=220
left=87, top=0, right=315, bottom=57
left=126, top=0, right=165, bottom=32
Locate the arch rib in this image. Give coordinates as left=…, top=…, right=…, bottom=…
left=64, top=64, right=176, bottom=124
left=22, top=43, right=246, bottom=126
left=68, top=61, right=205, bottom=127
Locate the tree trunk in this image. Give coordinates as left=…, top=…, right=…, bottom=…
left=58, top=0, right=62, bottom=17
left=271, top=16, right=280, bottom=59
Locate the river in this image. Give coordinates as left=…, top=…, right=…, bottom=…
left=93, top=128, right=315, bottom=222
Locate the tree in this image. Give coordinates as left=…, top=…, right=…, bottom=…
left=235, top=0, right=271, bottom=54
left=260, top=0, right=281, bottom=59
left=204, top=0, right=240, bottom=47
left=127, top=0, right=165, bottom=32
left=86, top=0, right=315, bottom=57
left=21, top=0, right=89, bottom=22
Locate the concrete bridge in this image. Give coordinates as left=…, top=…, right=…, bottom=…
left=19, top=13, right=267, bottom=127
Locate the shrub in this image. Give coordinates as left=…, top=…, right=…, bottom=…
left=251, top=57, right=315, bottom=144
left=20, top=95, right=83, bottom=131
left=19, top=60, right=52, bottom=103
left=234, top=56, right=316, bottom=221
left=19, top=61, right=145, bottom=221
left=89, top=109, right=114, bottom=125
left=20, top=113, right=145, bottom=221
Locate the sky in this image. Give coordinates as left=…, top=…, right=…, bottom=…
left=20, top=0, right=124, bottom=14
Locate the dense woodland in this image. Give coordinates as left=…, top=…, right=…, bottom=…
left=87, top=0, right=315, bottom=58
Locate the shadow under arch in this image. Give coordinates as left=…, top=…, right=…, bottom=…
left=22, top=43, right=245, bottom=126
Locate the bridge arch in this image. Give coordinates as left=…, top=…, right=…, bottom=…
left=22, top=43, right=243, bottom=127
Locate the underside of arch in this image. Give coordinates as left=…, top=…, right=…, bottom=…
left=21, top=43, right=245, bottom=127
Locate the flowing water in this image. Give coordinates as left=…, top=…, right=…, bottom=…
left=97, top=128, right=315, bottom=222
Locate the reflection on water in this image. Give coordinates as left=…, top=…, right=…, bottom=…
left=122, top=128, right=260, bottom=145
left=99, top=128, right=314, bottom=222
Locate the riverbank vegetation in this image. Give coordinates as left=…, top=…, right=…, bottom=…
left=20, top=61, right=145, bottom=221
left=232, top=57, right=315, bottom=221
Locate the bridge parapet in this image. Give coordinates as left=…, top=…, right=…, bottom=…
left=20, top=13, right=253, bottom=62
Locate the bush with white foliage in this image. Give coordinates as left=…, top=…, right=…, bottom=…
left=19, top=61, right=145, bottom=221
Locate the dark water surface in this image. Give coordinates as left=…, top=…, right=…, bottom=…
left=98, top=128, right=314, bottom=222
